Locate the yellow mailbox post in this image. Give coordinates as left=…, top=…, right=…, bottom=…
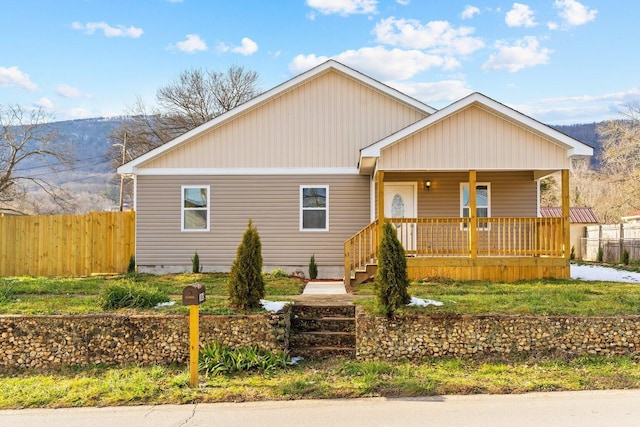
left=182, top=283, right=205, bottom=387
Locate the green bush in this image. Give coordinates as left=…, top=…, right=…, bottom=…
left=227, top=220, right=265, bottom=310
left=309, top=255, right=318, bottom=280
left=199, top=341, right=290, bottom=375
left=269, top=269, right=288, bottom=279
left=570, top=246, right=575, bottom=261
left=127, top=255, right=136, bottom=273
left=597, top=246, right=604, bottom=263
left=0, top=282, right=16, bottom=303
left=99, top=282, right=169, bottom=310
left=622, top=249, right=630, bottom=265
left=191, top=251, right=201, bottom=273
left=375, top=221, right=411, bottom=317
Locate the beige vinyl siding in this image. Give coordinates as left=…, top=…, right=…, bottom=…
left=379, top=106, right=570, bottom=171
left=384, top=171, right=537, bottom=218
left=140, top=70, right=426, bottom=170
left=135, top=174, right=370, bottom=270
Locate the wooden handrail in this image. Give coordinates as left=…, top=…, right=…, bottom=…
left=344, top=220, right=378, bottom=280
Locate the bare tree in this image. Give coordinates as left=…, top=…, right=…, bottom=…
left=595, top=102, right=640, bottom=220
left=109, top=65, right=260, bottom=167
left=0, top=105, right=76, bottom=215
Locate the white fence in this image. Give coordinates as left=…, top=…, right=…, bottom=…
left=581, top=224, right=640, bottom=262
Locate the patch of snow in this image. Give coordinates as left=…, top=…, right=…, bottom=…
left=155, top=301, right=176, bottom=308
left=260, top=299, right=289, bottom=312
left=408, top=297, right=443, bottom=307
left=290, top=356, right=304, bottom=365
left=571, top=264, right=640, bottom=283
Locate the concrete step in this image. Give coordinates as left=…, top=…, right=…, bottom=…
left=290, top=331, right=355, bottom=348
left=290, top=346, right=356, bottom=360
left=291, top=317, right=355, bottom=333
left=292, top=304, right=355, bottom=319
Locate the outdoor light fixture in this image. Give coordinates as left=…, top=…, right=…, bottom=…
left=424, top=179, right=432, bottom=191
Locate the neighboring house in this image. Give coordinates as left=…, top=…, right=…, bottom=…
left=540, top=207, right=600, bottom=260
left=118, top=60, right=593, bottom=283
left=621, top=210, right=640, bottom=224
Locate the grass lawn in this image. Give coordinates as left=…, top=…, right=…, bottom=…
left=2, top=268, right=640, bottom=408
left=1, top=356, right=640, bottom=409
left=353, top=278, right=640, bottom=316
left=0, top=273, right=305, bottom=315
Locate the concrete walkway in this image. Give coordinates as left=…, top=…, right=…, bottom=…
left=302, top=281, right=347, bottom=295
left=3, top=390, right=640, bottom=427
left=289, top=280, right=355, bottom=305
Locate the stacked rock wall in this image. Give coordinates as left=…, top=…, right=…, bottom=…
left=0, top=310, right=289, bottom=369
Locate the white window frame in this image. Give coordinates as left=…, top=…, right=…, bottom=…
left=460, top=182, right=491, bottom=230
left=300, top=185, right=329, bottom=232
left=181, top=185, right=210, bottom=232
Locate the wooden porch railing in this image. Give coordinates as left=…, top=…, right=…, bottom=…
left=345, top=217, right=565, bottom=279
left=344, top=220, right=378, bottom=281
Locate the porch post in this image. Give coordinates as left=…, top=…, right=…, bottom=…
left=469, top=170, right=477, bottom=258
left=377, top=170, right=385, bottom=246
left=561, top=169, right=570, bottom=261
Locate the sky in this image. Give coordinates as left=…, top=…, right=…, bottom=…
left=0, top=0, right=637, bottom=125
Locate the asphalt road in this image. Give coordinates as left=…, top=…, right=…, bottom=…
left=1, top=390, right=639, bottom=427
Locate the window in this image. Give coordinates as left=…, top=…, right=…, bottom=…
left=461, top=183, right=490, bottom=228
left=182, top=185, right=209, bottom=231
left=300, top=186, right=328, bottom=231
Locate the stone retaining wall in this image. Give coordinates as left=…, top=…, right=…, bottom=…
left=356, top=310, right=640, bottom=361
left=0, top=309, right=289, bottom=369
left=4, top=308, right=640, bottom=369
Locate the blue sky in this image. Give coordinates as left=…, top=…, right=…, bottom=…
left=0, top=0, right=636, bottom=124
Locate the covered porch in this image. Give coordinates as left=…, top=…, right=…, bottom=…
left=344, top=93, right=592, bottom=285
left=344, top=169, right=571, bottom=285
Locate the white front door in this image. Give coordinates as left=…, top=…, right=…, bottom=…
left=384, top=183, right=417, bottom=252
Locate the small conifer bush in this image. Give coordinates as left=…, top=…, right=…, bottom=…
left=227, top=220, right=265, bottom=310
left=622, top=249, right=630, bottom=265
left=309, top=255, right=318, bottom=279
left=375, top=221, right=411, bottom=316
left=191, top=251, right=201, bottom=273
left=597, top=246, right=604, bottom=263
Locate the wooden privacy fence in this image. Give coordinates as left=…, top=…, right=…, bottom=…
left=0, top=211, right=135, bottom=276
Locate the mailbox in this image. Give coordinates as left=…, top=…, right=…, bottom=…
left=182, top=283, right=206, bottom=305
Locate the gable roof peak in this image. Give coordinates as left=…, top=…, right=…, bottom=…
left=118, top=60, right=436, bottom=174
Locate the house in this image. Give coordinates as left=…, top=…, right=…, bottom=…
left=621, top=210, right=640, bottom=224
left=118, top=60, right=593, bottom=283
left=540, top=207, right=599, bottom=260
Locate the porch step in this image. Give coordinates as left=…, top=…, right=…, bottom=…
left=350, top=264, right=377, bottom=287
left=289, top=304, right=356, bottom=360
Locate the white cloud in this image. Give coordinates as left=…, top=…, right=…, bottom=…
left=306, top=0, right=377, bottom=16
left=554, top=0, right=597, bottom=26
left=373, top=17, right=484, bottom=56
left=505, top=3, right=537, bottom=27
left=461, top=5, right=480, bottom=19
left=56, top=84, right=84, bottom=98
left=218, top=37, right=259, bottom=56
left=482, top=36, right=552, bottom=73
left=388, top=80, right=473, bottom=104
left=33, top=97, right=53, bottom=110
left=175, top=34, right=208, bottom=53
left=290, top=46, right=458, bottom=81
left=0, top=66, right=37, bottom=90
left=71, top=21, right=143, bottom=38
left=232, top=37, right=259, bottom=55
left=397, top=0, right=410, bottom=5
left=547, top=21, right=559, bottom=30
